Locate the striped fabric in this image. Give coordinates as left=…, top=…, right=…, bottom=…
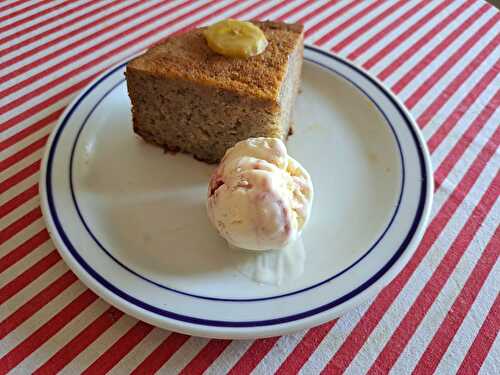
left=1, top=0, right=499, bottom=373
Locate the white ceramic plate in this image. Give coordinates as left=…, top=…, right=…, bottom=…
left=40, top=46, right=433, bottom=339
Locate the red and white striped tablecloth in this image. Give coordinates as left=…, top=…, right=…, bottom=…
left=1, top=0, right=499, bottom=373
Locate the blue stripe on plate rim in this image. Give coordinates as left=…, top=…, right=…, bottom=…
left=44, top=45, right=428, bottom=327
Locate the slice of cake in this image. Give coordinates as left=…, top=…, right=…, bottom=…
left=126, top=21, right=304, bottom=163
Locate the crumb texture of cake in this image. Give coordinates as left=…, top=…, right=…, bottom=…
left=126, top=21, right=304, bottom=163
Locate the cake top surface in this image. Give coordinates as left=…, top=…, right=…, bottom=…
left=127, top=21, right=304, bottom=102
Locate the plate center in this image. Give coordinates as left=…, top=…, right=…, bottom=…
left=72, top=61, right=402, bottom=299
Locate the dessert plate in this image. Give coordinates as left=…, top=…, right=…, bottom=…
left=40, top=46, right=433, bottom=339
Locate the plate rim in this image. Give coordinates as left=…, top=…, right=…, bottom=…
left=39, top=45, right=434, bottom=338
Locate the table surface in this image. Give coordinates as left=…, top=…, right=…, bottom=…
left=1, top=0, right=499, bottom=374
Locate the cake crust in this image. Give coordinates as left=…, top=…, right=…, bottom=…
left=127, top=21, right=303, bottom=103
left=126, top=21, right=304, bottom=163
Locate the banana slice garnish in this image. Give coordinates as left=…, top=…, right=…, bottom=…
left=204, top=19, right=268, bottom=58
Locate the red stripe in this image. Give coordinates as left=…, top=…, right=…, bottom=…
left=0, top=229, right=49, bottom=273
left=0, top=289, right=98, bottom=374
left=404, top=14, right=499, bottom=111
left=428, top=63, right=500, bottom=152
left=434, top=90, right=500, bottom=191
left=412, top=226, right=500, bottom=375
left=251, top=0, right=293, bottom=20
left=321, top=125, right=500, bottom=374
left=377, top=0, right=476, bottom=81
left=330, top=1, right=408, bottom=52
left=456, top=293, right=500, bottom=375
left=179, top=340, right=232, bottom=375
left=130, top=333, right=190, bottom=375
left=368, top=169, right=500, bottom=373
left=347, top=0, right=432, bottom=60
left=0, top=0, right=184, bottom=90
left=392, top=5, right=493, bottom=95
left=82, top=321, right=154, bottom=375
left=231, top=0, right=269, bottom=19
left=0, top=160, right=40, bottom=194
left=228, top=337, right=281, bottom=375
left=303, top=0, right=359, bottom=38
left=276, top=321, right=337, bottom=374
left=426, top=62, right=500, bottom=156
left=0, top=250, right=60, bottom=305
left=314, top=0, right=385, bottom=44
left=1, top=206, right=43, bottom=245
left=0, top=0, right=119, bottom=53
left=0, top=109, right=61, bottom=152
left=0, top=135, right=48, bottom=172
left=0, top=0, right=62, bottom=28
left=34, top=307, right=124, bottom=375
left=0, top=184, right=38, bottom=219
left=418, top=49, right=500, bottom=131
left=362, top=0, right=452, bottom=69
left=295, top=0, right=338, bottom=25
left=0, top=0, right=33, bottom=14
left=274, top=0, right=317, bottom=22
left=171, top=0, right=248, bottom=36
left=0, top=2, right=226, bottom=132
left=0, top=271, right=77, bottom=340
left=0, top=77, right=93, bottom=133
left=0, top=0, right=146, bottom=71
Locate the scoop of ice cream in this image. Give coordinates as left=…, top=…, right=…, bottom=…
left=207, top=137, right=313, bottom=251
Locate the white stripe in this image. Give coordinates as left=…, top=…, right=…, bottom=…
left=284, top=0, right=332, bottom=23
left=0, top=0, right=98, bottom=45
left=407, top=21, right=499, bottom=115
left=366, top=0, right=467, bottom=74
left=299, top=303, right=371, bottom=374
left=396, top=8, right=498, bottom=102
left=312, top=0, right=398, bottom=49
left=353, top=1, right=449, bottom=65
left=0, top=1, right=130, bottom=52
left=431, top=91, right=500, bottom=172
left=343, top=155, right=499, bottom=373
left=252, top=0, right=305, bottom=20
left=437, top=251, right=500, bottom=375
left=0, top=193, right=39, bottom=229
left=334, top=0, right=426, bottom=57
left=383, top=2, right=493, bottom=87
left=302, top=0, right=367, bottom=42
left=204, top=340, right=253, bottom=374
left=252, top=330, right=307, bottom=374
left=107, top=328, right=170, bottom=374
left=1, top=144, right=45, bottom=185
left=422, top=63, right=500, bottom=143
left=12, top=298, right=109, bottom=374
left=0, top=259, right=64, bottom=322
left=58, top=313, right=138, bottom=375
left=157, top=337, right=209, bottom=373
left=301, top=0, right=356, bottom=42
left=0, top=278, right=86, bottom=357
left=0, top=0, right=240, bottom=124
left=390, top=202, right=499, bottom=374
left=0, top=0, right=66, bottom=30
left=1, top=172, right=38, bottom=203
left=0, top=217, right=45, bottom=257
left=1, top=98, right=66, bottom=142
left=0, top=0, right=38, bottom=17
left=0, top=0, right=184, bottom=95
left=0, top=237, right=52, bottom=291
left=478, top=332, right=500, bottom=375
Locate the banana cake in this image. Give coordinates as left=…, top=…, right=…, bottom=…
left=126, top=21, right=304, bottom=163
